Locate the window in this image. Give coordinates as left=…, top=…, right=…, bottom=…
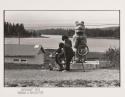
left=21, top=59, right=27, bottom=61
left=13, top=58, right=28, bottom=63
left=13, top=58, right=19, bottom=62
left=21, top=59, right=27, bottom=63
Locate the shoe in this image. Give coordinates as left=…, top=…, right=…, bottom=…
left=62, top=70, right=70, bottom=72
left=58, top=68, right=64, bottom=71
left=83, top=61, right=87, bottom=63
left=58, top=69, right=63, bottom=71
left=66, top=69, right=70, bottom=71
left=62, top=70, right=67, bottom=72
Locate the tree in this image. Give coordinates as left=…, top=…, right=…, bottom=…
left=4, top=22, right=32, bottom=37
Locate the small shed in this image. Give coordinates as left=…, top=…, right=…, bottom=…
left=4, top=44, right=45, bottom=66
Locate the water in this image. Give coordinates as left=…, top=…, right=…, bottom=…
left=5, top=35, right=119, bottom=52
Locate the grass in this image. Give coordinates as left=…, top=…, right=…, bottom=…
left=5, top=80, right=120, bottom=87
left=5, top=69, right=120, bottom=87
left=103, top=48, right=120, bottom=68
left=4, top=48, right=120, bottom=87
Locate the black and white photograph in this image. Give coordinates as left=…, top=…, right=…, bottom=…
left=4, top=10, right=120, bottom=87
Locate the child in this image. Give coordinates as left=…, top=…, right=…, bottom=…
left=62, top=35, right=74, bottom=71
left=49, top=42, right=64, bottom=71
left=55, top=42, right=65, bottom=71
left=62, top=35, right=72, bottom=48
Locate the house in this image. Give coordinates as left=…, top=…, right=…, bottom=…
left=4, top=44, right=45, bottom=68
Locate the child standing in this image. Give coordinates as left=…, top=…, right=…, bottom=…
left=62, top=35, right=74, bottom=71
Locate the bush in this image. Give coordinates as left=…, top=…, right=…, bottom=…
left=104, top=48, right=120, bottom=68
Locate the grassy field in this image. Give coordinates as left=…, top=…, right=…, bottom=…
left=4, top=36, right=120, bottom=87
left=5, top=69, right=120, bottom=87
left=4, top=49, right=120, bottom=87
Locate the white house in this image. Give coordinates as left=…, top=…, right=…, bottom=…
left=5, top=44, right=45, bottom=65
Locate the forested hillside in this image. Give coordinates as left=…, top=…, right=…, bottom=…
left=4, top=22, right=120, bottom=38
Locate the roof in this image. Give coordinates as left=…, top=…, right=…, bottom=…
left=5, top=44, right=44, bottom=57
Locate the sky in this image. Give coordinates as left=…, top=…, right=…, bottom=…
left=5, top=11, right=119, bottom=29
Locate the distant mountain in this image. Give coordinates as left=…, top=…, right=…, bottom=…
left=99, top=26, right=119, bottom=31
left=26, top=26, right=120, bottom=31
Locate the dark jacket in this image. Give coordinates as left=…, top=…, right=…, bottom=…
left=64, top=39, right=74, bottom=58
left=64, top=39, right=72, bottom=48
